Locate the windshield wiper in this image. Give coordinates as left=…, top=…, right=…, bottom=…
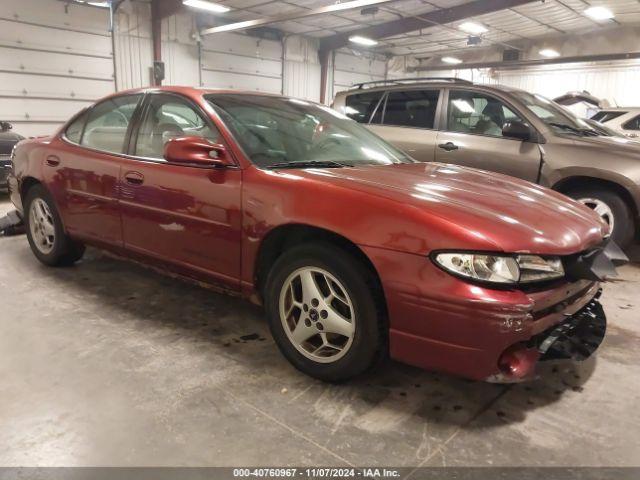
left=265, top=160, right=351, bottom=169
left=548, top=122, right=597, bottom=136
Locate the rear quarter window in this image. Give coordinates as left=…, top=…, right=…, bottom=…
left=590, top=111, right=627, bottom=123
left=65, top=112, right=87, bottom=144
left=622, top=115, right=640, bottom=131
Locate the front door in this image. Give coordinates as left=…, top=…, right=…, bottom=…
left=45, top=94, right=142, bottom=246
left=119, top=92, right=242, bottom=289
left=435, top=89, right=542, bottom=182
left=368, top=88, right=441, bottom=163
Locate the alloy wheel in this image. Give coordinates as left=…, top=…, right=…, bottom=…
left=279, top=267, right=355, bottom=363
left=29, top=198, right=56, bottom=255
left=578, top=197, right=615, bottom=234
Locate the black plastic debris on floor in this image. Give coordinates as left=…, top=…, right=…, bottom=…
left=0, top=210, right=23, bottom=236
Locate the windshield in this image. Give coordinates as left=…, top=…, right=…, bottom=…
left=512, top=91, right=598, bottom=136
left=206, top=94, right=415, bottom=168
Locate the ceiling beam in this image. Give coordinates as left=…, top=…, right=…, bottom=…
left=319, top=0, right=541, bottom=53
left=200, top=0, right=398, bottom=35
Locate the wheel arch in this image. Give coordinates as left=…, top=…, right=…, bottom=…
left=552, top=175, right=638, bottom=219
left=254, top=224, right=386, bottom=309
left=20, top=176, right=43, bottom=198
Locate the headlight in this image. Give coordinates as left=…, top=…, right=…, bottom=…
left=433, top=252, right=564, bottom=286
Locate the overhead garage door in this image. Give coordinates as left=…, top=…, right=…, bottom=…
left=0, top=0, right=115, bottom=138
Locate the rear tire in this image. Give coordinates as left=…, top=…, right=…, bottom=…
left=24, top=184, right=85, bottom=266
left=264, top=243, right=385, bottom=382
left=567, top=187, right=635, bottom=248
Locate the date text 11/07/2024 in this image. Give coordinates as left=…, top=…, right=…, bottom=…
left=232, top=468, right=401, bottom=478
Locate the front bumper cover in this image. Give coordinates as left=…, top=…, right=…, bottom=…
left=488, top=290, right=606, bottom=382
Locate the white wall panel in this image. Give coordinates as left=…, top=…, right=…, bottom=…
left=0, top=0, right=114, bottom=137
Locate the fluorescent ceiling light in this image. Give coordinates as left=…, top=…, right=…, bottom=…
left=458, top=22, right=487, bottom=35
left=183, top=0, right=230, bottom=13
left=539, top=48, right=560, bottom=58
left=442, top=56, right=463, bottom=64
left=584, top=6, right=614, bottom=20
left=349, top=35, right=378, bottom=46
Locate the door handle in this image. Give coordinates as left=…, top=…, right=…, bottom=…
left=438, top=142, right=459, bottom=152
left=45, top=155, right=61, bottom=167
left=124, top=171, right=144, bottom=186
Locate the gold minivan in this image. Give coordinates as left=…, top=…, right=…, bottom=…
left=333, top=78, right=640, bottom=247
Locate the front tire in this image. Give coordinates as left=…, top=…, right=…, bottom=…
left=24, top=184, right=85, bottom=266
left=264, top=243, right=385, bottom=382
left=567, top=188, right=635, bottom=248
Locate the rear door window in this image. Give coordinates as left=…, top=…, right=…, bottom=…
left=343, top=91, right=384, bottom=124
left=382, top=89, right=440, bottom=129
left=81, top=95, right=142, bottom=154
left=591, top=111, right=627, bottom=123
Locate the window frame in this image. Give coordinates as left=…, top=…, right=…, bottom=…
left=60, top=91, right=239, bottom=169
left=441, top=87, right=537, bottom=142
left=129, top=91, right=224, bottom=162
left=376, top=87, right=443, bottom=131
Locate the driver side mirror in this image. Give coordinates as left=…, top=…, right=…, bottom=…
left=164, top=136, right=233, bottom=168
left=502, top=120, right=533, bottom=141
left=0, top=121, right=12, bottom=132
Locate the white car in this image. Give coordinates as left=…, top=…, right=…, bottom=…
left=590, top=108, right=640, bottom=138
left=553, top=92, right=640, bottom=139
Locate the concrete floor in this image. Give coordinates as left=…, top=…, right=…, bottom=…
left=1, top=195, right=639, bottom=468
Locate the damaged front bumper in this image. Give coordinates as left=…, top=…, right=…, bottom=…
left=488, top=290, right=606, bottom=382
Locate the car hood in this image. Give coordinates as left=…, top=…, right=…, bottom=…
left=570, top=134, right=640, bottom=152
left=294, top=162, right=607, bottom=255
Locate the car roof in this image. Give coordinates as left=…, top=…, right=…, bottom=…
left=335, top=79, right=527, bottom=97
left=108, top=85, right=280, bottom=98
left=597, top=107, right=640, bottom=111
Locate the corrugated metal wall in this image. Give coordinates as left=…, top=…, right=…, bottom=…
left=488, top=62, right=640, bottom=109
left=415, top=60, right=640, bottom=112
left=114, top=3, right=284, bottom=94
left=0, top=0, right=115, bottom=137
left=283, top=36, right=320, bottom=102
left=332, top=49, right=387, bottom=98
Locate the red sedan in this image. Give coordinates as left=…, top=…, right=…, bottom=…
left=8, top=87, right=613, bottom=382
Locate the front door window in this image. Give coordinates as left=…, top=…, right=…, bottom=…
left=134, top=94, right=221, bottom=159
left=447, top=91, right=522, bottom=138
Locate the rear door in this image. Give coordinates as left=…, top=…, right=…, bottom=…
left=435, top=88, right=541, bottom=182
left=47, top=94, right=143, bottom=246
left=367, top=88, right=441, bottom=163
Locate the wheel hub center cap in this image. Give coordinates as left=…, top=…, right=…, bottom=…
left=309, top=309, right=319, bottom=321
